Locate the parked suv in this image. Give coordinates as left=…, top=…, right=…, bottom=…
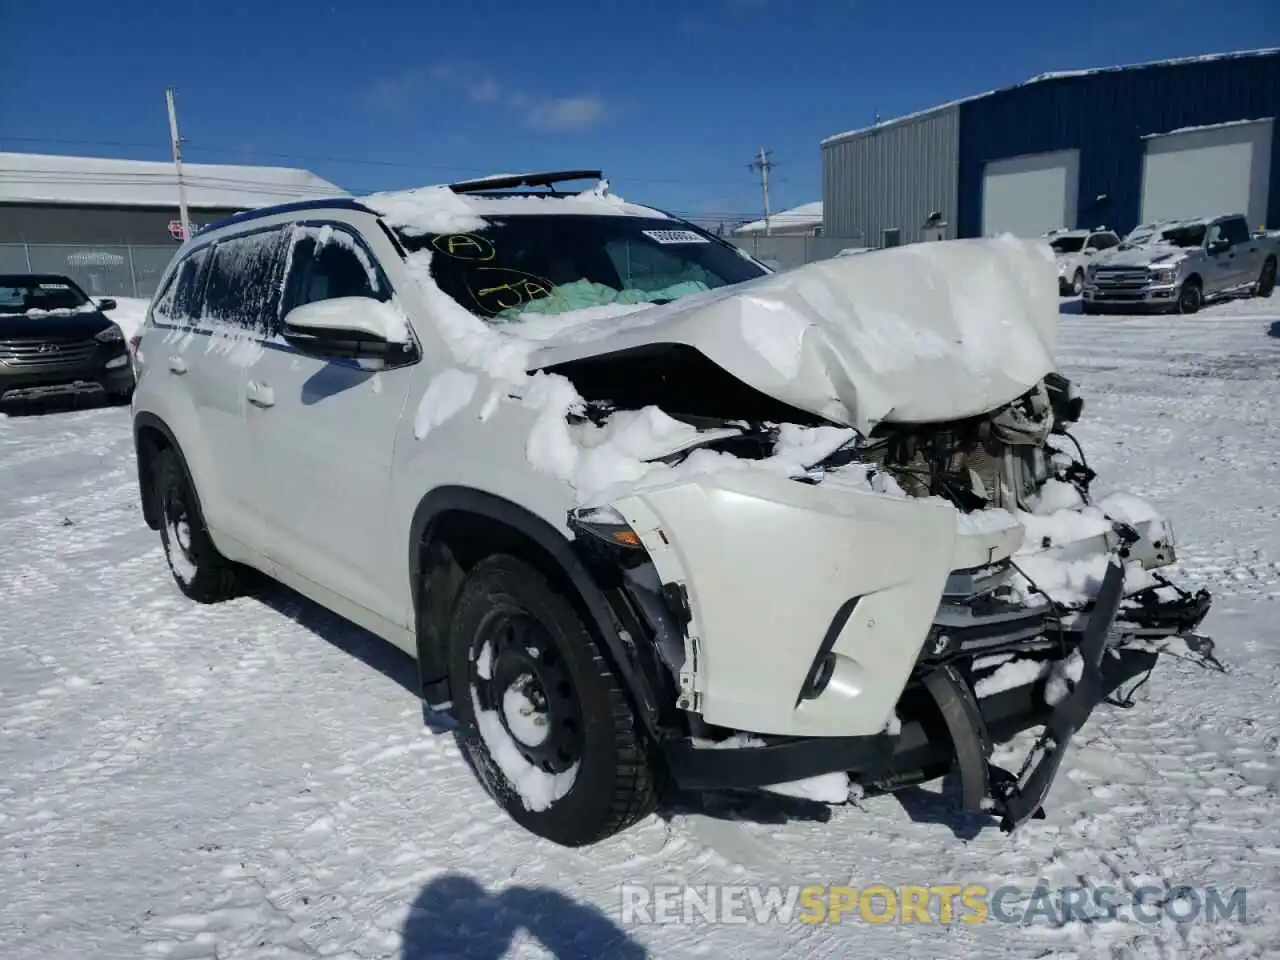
left=131, top=171, right=1213, bottom=846
left=1083, top=213, right=1279, bottom=313
left=1044, top=227, right=1120, bottom=296
left=0, top=274, right=134, bottom=405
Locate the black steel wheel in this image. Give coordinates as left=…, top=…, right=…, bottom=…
left=1257, top=258, right=1277, bottom=298
left=154, top=448, right=241, bottom=603
left=448, top=554, right=661, bottom=846
left=1177, top=278, right=1202, bottom=314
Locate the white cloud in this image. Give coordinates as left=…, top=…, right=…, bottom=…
left=424, top=62, right=607, bottom=131
left=524, top=95, right=606, bottom=131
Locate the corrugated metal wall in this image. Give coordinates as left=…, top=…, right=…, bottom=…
left=957, top=51, right=1280, bottom=238
left=821, top=105, right=960, bottom=245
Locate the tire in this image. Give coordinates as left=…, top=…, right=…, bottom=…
left=1071, top=269, right=1084, bottom=296
left=154, top=448, right=242, bottom=603
left=1257, top=257, right=1277, bottom=298
left=1177, top=279, right=1202, bottom=315
left=448, top=554, right=660, bottom=846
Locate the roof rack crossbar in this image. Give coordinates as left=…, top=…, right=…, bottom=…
left=448, top=170, right=604, bottom=195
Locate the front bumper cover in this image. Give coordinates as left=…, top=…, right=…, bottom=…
left=663, top=559, right=1213, bottom=831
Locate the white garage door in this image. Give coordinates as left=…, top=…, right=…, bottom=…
left=1140, top=119, right=1274, bottom=227
left=981, top=150, right=1079, bottom=237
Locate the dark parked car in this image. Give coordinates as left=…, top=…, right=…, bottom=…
left=0, top=274, right=135, bottom=405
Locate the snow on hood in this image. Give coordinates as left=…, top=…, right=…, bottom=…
left=1095, top=245, right=1189, bottom=268
left=529, top=234, right=1060, bottom=433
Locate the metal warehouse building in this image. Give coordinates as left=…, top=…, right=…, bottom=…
left=822, top=47, right=1280, bottom=245
left=0, top=153, right=344, bottom=296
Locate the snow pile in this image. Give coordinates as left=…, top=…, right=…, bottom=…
left=471, top=638, right=577, bottom=813
left=19, top=303, right=100, bottom=319
left=694, top=734, right=851, bottom=803
left=974, top=658, right=1050, bottom=698
left=363, top=182, right=665, bottom=236
left=413, top=369, right=479, bottom=439
left=363, top=186, right=488, bottom=236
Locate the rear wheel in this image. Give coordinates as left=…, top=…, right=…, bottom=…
left=154, top=448, right=242, bottom=603
left=448, top=554, right=661, bottom=847
left=1257, top=257, right=1277, bottom=298
left=1177, top=278, right=1202, bottom=314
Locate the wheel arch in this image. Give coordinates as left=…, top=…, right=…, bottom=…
left=133, top=411, right=196, bottom=531
left=409, top=486, right=667, bottom=739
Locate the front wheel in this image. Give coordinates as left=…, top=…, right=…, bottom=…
left=448, top=555, right=661, bottom=847
left=1177, top=279, right=1202, bottom=314
left=1257, top=258, right=1277, bottom=298
left=154, top=448, right=242, bottom=603
left=1071, top=269, right=1084, bottom=296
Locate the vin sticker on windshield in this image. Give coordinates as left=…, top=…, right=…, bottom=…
left=641, top=229, right=710, bottom=245
left=38, top=283, right=71, bottom=290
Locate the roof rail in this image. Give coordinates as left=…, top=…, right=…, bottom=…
left=448, top=170, right=604, bottom=195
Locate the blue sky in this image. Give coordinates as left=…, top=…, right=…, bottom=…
left=4, top=0, right=1276, bottom=224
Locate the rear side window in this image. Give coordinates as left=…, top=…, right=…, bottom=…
left=1221, top=217, right=1251, bottom=245
left=280, top=224, right=389, bottom=322
left=203, top=227, right=287, bottom=331
left=152, top=247, right=211, bottom=325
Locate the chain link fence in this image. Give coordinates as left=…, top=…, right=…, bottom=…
left=1, top=235, right=878, bottom=298
left=0, top=243, right=179, bottom=299
left=729, top=234, right=869, bottom=271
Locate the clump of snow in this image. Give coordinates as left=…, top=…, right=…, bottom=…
left=472, top=689, right=577, bottom=813
left=1044, top=649, right=1084, bottom=706
left=1097, top=491, right=1162, bottom=526
left=956, top=506, right=1022, bottom=535
left=974, top=658, right=1050, bottom=698
left=1033, top=478, right=1085, bottom=514
left=363, top=186, right=488, bottom=236
left=21, top=303, right=100, bottom=319
left=413, top=369, right=478, bottom=439
left=165, top=517, right=198, bottom=585
left=760, top=772, right=850, bottom=804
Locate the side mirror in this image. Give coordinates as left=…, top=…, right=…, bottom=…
left=97, top=298, right=117, bottom=311
left=1206, top=239, right=1231, bottom=255
left=280, top=297, right=412, bottom=362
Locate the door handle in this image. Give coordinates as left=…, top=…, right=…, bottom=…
left=246, top=381, right=275, bottom=408
left=167, top=356, right=187, bottom=375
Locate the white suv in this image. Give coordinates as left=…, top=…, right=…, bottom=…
left=131, top=171, right=1214, bottom=846
left=1045, top=227, right=1121, bottom=295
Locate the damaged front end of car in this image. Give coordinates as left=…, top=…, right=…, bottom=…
left=558, top=369, right=1218, bottom=833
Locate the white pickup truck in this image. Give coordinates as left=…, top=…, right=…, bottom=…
left=1082, top=213, right=1278, bottom=314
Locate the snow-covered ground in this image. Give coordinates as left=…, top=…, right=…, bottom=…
left=2, top=295, right=1279, bottom=959
left=106, top=296, right=151, bottom=341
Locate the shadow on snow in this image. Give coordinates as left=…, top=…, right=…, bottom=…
left=402, top=872, right=647, bottom=959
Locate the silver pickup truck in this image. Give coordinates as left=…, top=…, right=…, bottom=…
left=1082, top=213, right=1278, bottom=314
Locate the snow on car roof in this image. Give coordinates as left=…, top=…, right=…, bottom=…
left=363, top=181, right=669, bottom=237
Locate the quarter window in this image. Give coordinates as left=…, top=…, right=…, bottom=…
left=152, top=246, right=211, bottom=325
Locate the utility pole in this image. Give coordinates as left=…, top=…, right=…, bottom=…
left=165, top=87, right=191, bottom=242
left=748, top=147, right=776, bottom=236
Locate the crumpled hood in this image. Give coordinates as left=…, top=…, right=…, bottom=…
left=529, top=235, right=1060, bottom=433
left=1096, top=245, right=1187, bottom=268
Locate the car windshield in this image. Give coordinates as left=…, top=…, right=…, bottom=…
left=1050, top=236, right=1085, bottom=253
left=1159, top=224, right=1207, bottom=248
left=0, top=276, right=91, bottom=315
left=394, top=215, right=767, bottom=322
